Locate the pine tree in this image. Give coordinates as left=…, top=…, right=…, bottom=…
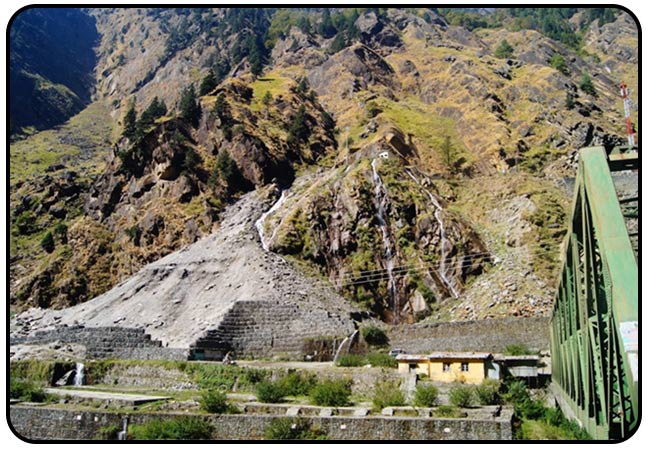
left=199, top=69, right=218, bottom=96
left=319, top=8, right=336, bottom=38
left=179, top=85, right=201, bottom=127
left=287, top=105, right=310, bottom=146
left=138, top=96, right=167, bottom=130
left=329, top=32, right=347, bottom=54
left=122, top=101, right=138, bottom=140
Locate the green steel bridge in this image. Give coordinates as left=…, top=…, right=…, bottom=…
left=550, top=146, right=638, bottom=440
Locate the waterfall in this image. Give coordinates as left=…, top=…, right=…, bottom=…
left=371, top=159, right=398, bottom=322
left=332, top=330, right=359, bottom=364
left=405, top=169, right=459, bottom=298
left=74, top=362, right=85, bottom=387
left=117, top=417, right=129, bottom=441
left=255, top=190, right=289, bottom=252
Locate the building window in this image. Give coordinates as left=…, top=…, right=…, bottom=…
left=461, top=362, right=469, bottom=372
left=443, top=362, right=451, bottom=372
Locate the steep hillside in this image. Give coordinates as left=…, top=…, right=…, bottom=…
left=9, top=7, right=638, bottom=325
left=9, top=8, right=98, bottom=136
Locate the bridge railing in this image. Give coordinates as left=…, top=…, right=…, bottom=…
left=550, top=146, right=638, bottom=440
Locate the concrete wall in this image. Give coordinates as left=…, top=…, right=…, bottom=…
left=388, top=317, right=550, bottom=354
left=9, top=406, right=512, bottom=441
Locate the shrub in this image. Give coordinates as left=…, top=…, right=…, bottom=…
left=449, top=384, right=476, bottom=408
left=549, top=53, right=569, bottom=75
left=129, top=417, right=213, bottom=440
left=277, top=371, right=317, bottom=397
left=579, top=73, right=597, bottom=96
left=53, top=223, right=68, bottom=244
left=40, top=231, right=55, bottom=253
left=504, top=343, right=531, bottom=355
left=475, top=379, right=501, bottom=405
left=256, top=381, right=285, bottom=403
left=372, top=381, right=405, bottom=410
left=413, top=384, right=439, bottom=407
left=15, top=211, right=37, bottom=235
left=361, top=326, right=389, bottom=347
left=10, top=379, right=49, bottom=402
left=336, top=354, right=365, bottom=367
left=366, top=352, right=397, bottom=368
left=199, top=390, right=228, bottom=414
left=265, top=417, right=328, bottom=440
left=310, top=379, right=351, bottom=407
left=495, top=39, right=514, bottom=58
left=95, top=425, right=121, bottom=440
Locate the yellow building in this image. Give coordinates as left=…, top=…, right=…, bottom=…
left=396, top=352, right=494, bottom=384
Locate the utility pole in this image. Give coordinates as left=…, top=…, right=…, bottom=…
left=620, top=81, right=635, bottom=146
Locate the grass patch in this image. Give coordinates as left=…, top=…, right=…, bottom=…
left=10, top=101, right=113, bottom=183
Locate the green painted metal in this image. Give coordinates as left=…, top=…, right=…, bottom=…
left=550, top=146, right=638, bottom=440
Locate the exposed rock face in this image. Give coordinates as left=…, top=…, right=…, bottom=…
left=11, top=189, right=359, bottom=352
left=260, top=137, right=489, bottom=324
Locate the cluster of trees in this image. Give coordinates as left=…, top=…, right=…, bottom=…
left=122, top=96, right=168, bottom=142
left=434, top=7, right=619, bottom=50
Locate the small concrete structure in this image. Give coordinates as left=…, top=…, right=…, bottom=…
left=493, top=355, right=541, bottom=378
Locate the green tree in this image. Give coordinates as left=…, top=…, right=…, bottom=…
left=361, top=326, right=389, bottom=346
left=262, top=91, right=273, bottom=107
left=287, top=105, right=310, bottom=146
left=40, top=231, right=55, bottom=253
left=138, top=96, right=167, bottom=130
left=549, top=53, right=569, bottom=75
left=181, top=147, right=201, bottom=173
left=565, top=92, right=576, bottom=110
left=579, top=73, right=597, bottom=96
left=441, top=135, right=458, bottom=173
left=328, top=32, right=347, bottom=54
left=199, top=69, right=219, bottom=96
left=180, top=85, right=201, bottom=127
left=122, top=101, right=138, bottom=140
left=495, top=39, right=514, bottom=59
left=319, top=8, right=336, bottom=38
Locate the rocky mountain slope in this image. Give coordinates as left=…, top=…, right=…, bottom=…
left=9, top=7, right=638, bottom=326
left=9, top=8, right=98, bottom=136
left=12, top=187, right=358, bottom=349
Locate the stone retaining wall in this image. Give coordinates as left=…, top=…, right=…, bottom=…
left=388, top=317, right=551, bottom=354
left=10, top=326, right=187, bottom=361
left=190, top=300, right=355, bottom=360
left=9, top=406, right=512, bottom=441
